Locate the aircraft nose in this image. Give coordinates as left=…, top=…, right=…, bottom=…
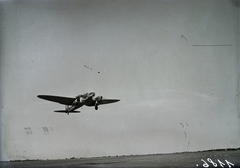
left=89, top=92, right=95, bottom=97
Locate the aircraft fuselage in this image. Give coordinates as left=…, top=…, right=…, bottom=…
left=65, top=92, right=96, bottom=112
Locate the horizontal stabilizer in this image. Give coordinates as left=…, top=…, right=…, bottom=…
left=54, top=110, right=80, bottom=113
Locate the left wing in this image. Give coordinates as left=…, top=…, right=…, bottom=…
left=98, top=99, right=120, bottom=105
left=37, top=95, right=76, bottom=105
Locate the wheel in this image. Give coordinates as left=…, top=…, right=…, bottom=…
left=95, top=105, right=98, bottom=110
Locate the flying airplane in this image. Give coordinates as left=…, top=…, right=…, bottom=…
left=37, top=92, right=120, bottom=115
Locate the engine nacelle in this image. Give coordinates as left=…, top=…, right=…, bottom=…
left=94, top=96, right=102, bottom=110
left=75, top=95, right=82, bottom=102
left=95, top=96, right=103, bottom=102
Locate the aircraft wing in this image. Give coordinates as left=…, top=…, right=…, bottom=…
left=98, top=99, right=120, bottom=105
left=37, top=95, right=76, bottom=105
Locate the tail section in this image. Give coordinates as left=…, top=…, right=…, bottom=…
left=54, top=110, right=80, bottom=113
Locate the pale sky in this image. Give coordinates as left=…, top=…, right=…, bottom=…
left=1, top=0, right=239, bottom=161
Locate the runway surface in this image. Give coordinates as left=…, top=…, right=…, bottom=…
left=1, top=149, right=240, bottom=168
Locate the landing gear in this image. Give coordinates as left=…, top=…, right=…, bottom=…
left=95, top=101, right=98, bottom=110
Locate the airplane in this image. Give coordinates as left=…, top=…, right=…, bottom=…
left=37, top=92, right=120, bottom=115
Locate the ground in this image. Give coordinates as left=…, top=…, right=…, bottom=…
left=1, top=149, right=240, bottom=168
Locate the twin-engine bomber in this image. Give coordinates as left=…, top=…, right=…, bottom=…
left=37, top=92, right=120, bottom=115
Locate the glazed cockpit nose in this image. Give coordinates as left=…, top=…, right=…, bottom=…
left=89, top=92, right=95, bottom=97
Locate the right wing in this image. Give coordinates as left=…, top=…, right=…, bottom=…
left=37, top=95, right=76, bottom=105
